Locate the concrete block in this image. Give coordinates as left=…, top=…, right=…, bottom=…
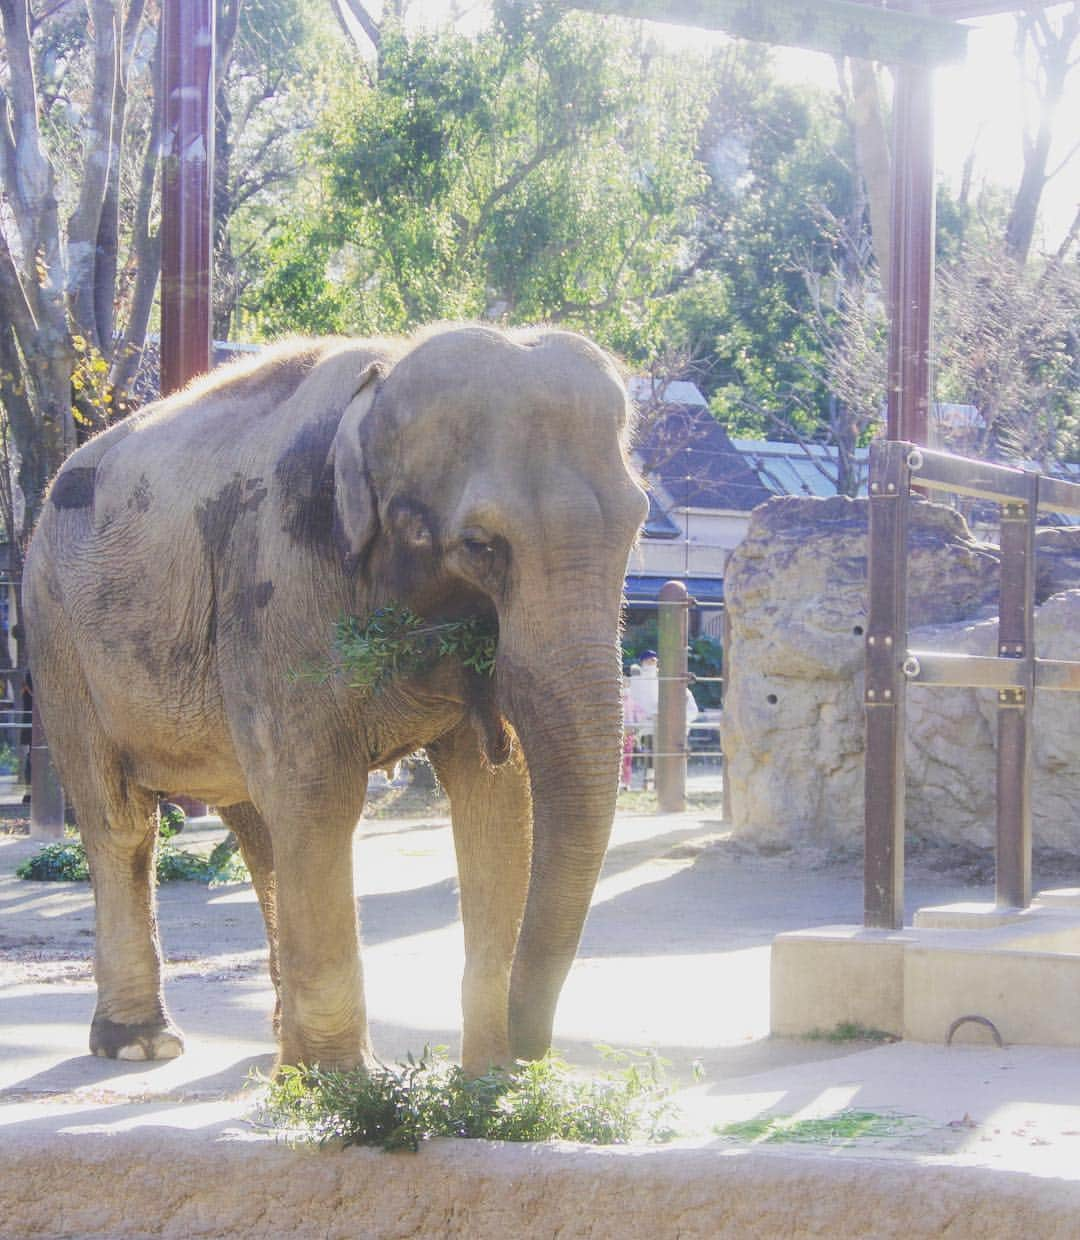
left=904, top=947, right=1080, bottom=1047
left=770, top=927, right=908, bottom=1038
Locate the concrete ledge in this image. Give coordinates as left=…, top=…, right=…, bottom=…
left=772, top=901, right=1080, bottom=1048
left=6, top=1120, right=1080, bottom=1239
left=913, top=902, right=1032, bottom=930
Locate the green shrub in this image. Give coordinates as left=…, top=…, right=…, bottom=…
left=257, top=1046, right=679, bottom=1152
left=15, top=839, right=90, bottom=881
left=159, top=803, right=186, bottom=839
left=16, top=835, right=249, bottom=886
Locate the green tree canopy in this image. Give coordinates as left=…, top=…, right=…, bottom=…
left=247, top=13, right=706, bottom=360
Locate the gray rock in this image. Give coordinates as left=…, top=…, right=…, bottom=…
left=722, top=495, right=1080, bottom=851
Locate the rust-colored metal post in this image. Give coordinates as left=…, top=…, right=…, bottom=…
left=161, top=0, right=215, bottom=398
left=886, top=18, right=935, bottom=447
left=995, top=475, right=1036, bottom=908
left=656, top=580, right=689, bottom=814
left=160, top=0, right=214, bottom=818
left=864, top=441, right=912, bottom=929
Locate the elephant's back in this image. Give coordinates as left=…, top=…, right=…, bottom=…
left=39, top=338, right=394, bottom=547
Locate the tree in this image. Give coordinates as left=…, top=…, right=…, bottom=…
left=245, top=9, right=707, bottom=360
left=1005, top=2, right=1080, bottom=264
left=0, top=0, right=158, bottom=561
left=663, top=44, right=874, bottom=461
left=932, top=3, right=1080, bottom=467
left=212, top=0, right=334, bottom=340
left=936, top=232, right=1080, bottom=467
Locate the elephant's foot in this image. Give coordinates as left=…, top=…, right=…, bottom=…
left=90, top=1015, right=185, bottom=1061
left=276, top=1028, right=374, bottom=1074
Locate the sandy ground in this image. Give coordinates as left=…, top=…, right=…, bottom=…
left=0, top=805, right=985, bottom=1091
left=5, top=801, right=1080, bottom=1238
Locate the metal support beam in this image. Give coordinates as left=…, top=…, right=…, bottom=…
left=568, top=0, right=967, bottom=64
left=995, top=481, right=1036, bottom=909
left=864, top=442, right=912, bottom=929
left=886, top=14, right=935, bottom=446
left=161, top=0, right=215, bottom=398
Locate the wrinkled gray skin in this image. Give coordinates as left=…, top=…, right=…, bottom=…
left=24, top=326, right=647, bottom=1074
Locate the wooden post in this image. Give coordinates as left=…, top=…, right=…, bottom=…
left=656, top=580, right=689, bottom=813
left=995, top=476, right=1036, bottom=908
left=863, top=442, right=912, bottom=929
left=30, top=693, right=65, bottom=840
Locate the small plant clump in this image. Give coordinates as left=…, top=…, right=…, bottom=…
left=256, top=1046, right=679, bottom=1152
left=804, top=1022, right=898, bottom=1044
left=16, top=834, right=248, bottom=886
left=14, top=839, right=90, bottom=881
left=297, top=604, right=497, bottom=694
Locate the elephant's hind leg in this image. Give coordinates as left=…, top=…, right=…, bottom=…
left=218, top=802, right=281, bottom=1034
left=69, top=758, right=183, bottom=1061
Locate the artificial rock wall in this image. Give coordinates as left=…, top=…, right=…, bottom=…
left=721, top=496, right=1080, bottom=851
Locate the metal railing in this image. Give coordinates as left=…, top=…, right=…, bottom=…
left=864, top=441, right=1080, bottom=929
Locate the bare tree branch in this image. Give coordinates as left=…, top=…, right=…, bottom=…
left=110, top=19, right=160, bottom=401
left=66, top=0, right=121, bottom=348
left=332, top=0, right=380, bottom=53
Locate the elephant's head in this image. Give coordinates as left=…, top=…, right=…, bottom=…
left=331, top=326, right=648, bottom=1059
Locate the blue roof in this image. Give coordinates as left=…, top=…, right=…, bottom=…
left=730, top=439, right=869, bottom=498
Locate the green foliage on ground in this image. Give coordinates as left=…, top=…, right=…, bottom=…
left=257, top=1046, right=679, bottom=1152
left=715, top=1109, right=913, bottom=1146
left=804, top=1021, right=898, bottom=1044
left=16, top=835, right=249, bottom=886
left=15, top=839, right=90, bottom=882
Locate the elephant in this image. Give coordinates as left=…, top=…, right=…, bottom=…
left=23, top=325, right=648, bottom=1076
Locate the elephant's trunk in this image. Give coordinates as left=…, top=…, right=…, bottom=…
left=498, top=629, right=624, bottom=1062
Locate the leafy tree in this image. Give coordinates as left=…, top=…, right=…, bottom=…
left=657, top=42, right=876, bottom=484
left=245, top=11, right=707, bottom=359
left=212, top=0, right=338, bottom=340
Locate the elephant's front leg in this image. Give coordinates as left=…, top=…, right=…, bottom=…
left=267, top=805, right=373, bottom=1071
left=428, top=723, right=532, bottom=1077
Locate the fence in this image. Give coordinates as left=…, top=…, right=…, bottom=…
left=864, top=440, right=1080, bottom=929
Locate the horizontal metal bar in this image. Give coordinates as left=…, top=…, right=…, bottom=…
left=903, top=446, right=1033, bottom=504
left=569, top=0, right=967, bottom=64
left=900, top=442, right=1080, bottom=514
left=904, top=650, right=1080, bottom=693
left=905, top=652, right=1023, bottom=689
left=1035, top=659, right=1080, bottom=692
left=1036, top=475, right=1080, bottom=518
left=637, top=750, right=723, bottom=759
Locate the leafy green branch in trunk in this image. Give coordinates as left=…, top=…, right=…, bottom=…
left=297, top=603, right=497, bottom=694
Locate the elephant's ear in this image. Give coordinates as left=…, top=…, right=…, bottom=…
left=330, top=363, right=384, bottom=575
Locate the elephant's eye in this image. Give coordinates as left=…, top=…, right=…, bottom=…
left=463, top=538, right=494, bottom=559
